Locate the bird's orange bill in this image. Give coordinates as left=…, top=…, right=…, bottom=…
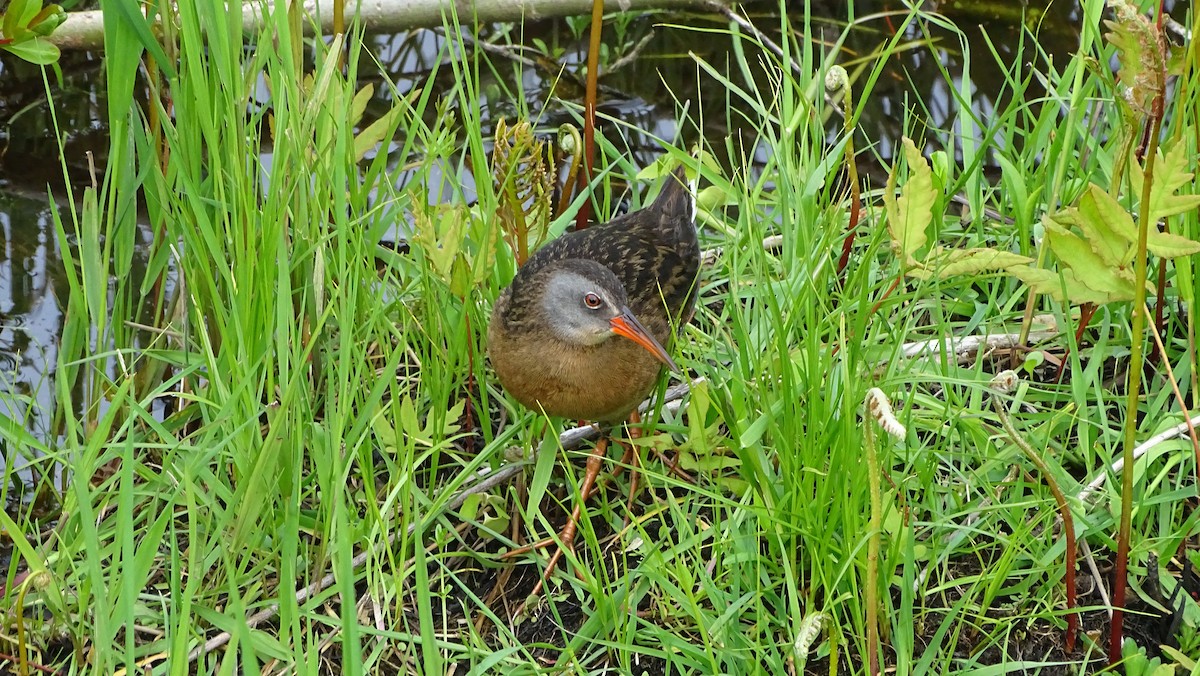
left=611, top=310, right=680, bottom=373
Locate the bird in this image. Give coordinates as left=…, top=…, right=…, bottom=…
left=488, top=160, right=699, bottom=590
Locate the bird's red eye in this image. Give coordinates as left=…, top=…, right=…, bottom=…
left=583, top=292, right=602, bottom=309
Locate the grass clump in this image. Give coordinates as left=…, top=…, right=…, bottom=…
left=0, top=0, right=1197, bottom=673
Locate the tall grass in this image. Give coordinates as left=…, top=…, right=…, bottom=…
left=0, top=0, right=1197, bottom=673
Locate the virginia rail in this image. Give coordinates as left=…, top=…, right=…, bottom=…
left=488, top=161, right=699, bottom=589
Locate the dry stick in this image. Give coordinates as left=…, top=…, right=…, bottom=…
left=895, top=329, right=1058, bottom=361
left=49, top=0, right=713, bottom=51
left=992, top=399, right=1078, bottom=653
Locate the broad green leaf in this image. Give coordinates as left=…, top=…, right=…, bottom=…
left=371, top=404, right=397, bottom=450
left=437, top=400, right=465, bottom=438
left=1146, top=230, right=1200, bottom=258
left=1074, top=186, right=1135, bottom=265
left=354, top=104, right=402, bottom=162
left=459, top=493, right=482, bottom=522
left=697, top=185, right=732, bottom=211
left=908, top=247, right=1033, bottom=280
left=3, top=36, right=59, bottom=64
left=1159, top=645, right=1197, bottom=670
left=1011, top=266, right=1127, bottom=305
left=399, top=396, right=422, bottom=446
left=1044, top=221, right=1137, bottom=299
left=350, top=83, right=374, bottom=127
left=1045, top=221, right=1108, bottom=275
left=1129, top=144, right=1200, bottom=223
left=29, top=4, right=67, bottom=36
left=3, top=0, right=34, bottom=38
left=883, top=137, right=935, bottom=265
left=411, top=200, right=466, bottom=282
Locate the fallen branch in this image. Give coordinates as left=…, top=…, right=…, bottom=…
left=48, top=0, right=715, bottom=51
left=897, top=329, right=1057, bottom=361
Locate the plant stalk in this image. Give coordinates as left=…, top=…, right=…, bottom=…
left=1110, top=95, right=1164, bottom=667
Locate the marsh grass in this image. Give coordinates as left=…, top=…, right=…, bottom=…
left=0, top=0, right=1197, bottom=673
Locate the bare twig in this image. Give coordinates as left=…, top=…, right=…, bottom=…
left=602, top=31, right=656, bottom=75
left=701, top=1, right=800, bottom=76
left=1077, top=414, right=1200, bottom=504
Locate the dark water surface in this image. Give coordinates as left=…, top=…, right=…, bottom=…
left=0, top=1, right=1185, bottom=478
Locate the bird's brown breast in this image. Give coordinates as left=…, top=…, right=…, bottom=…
left=488, top=299, right=664, bottom=422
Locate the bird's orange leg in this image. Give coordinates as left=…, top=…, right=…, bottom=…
left=503, top=436, right=609, bottom=595
left=619, top=412, right=643, bottom=526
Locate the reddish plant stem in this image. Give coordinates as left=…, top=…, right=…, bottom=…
left=574, top=0, right=604, bottom=231
left=1111, top=55, right=1166, bottom=669
left=995, top=401, right=1078, bottom=652
left=1056, top=303, right=1097, bottom=384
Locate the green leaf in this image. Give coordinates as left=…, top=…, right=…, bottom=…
left=908, top=247, right=1032, bottom=280
left=399, top=396, right=422, bottom=446
left=0, top=412, right=48, bottom=455
left=3, top=36, right=59, bottom=64
left=1044, top=221, right=1135, bottom=298
left=3, top=0, right=34, bottom=38
left=883, top=137, right=936, bottom=265
left=353, top=103, right=402, bottom=163
left=371, top=404, right=397, bottom=451
left=1010, top=266, right=1127, bottom=305
left=459, top=493, right=482, bottom=522
left=1146, top=230, right=1200, bottom=259
left=1176, top=252, right=1195, bottom=305
left=29, top=4, right=66, bottom=36
left=1158, top=645, right=1197, bottom=670
left=350, top=83, right=374, bottom=127
left=1074, top=186, right=1136, bottom=266
left=108, top=0, right=178, bottom=80
left=697, top=185, right=732, bottom=211
left=1130, top=144, right=1200, bottom=223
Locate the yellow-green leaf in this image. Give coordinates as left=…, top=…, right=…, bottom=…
left=884, top=137, right=935, bottom=265
left=1011, top=266, right=1120, bottom=305
left=1146, top=230, right=1200, bottom=259
left=916, top=246, right=1033, bottom=279
left=354, top=105, right=403, bottom=162
left=350, top=83, right=373, bottom=128
left=1074, top=186, right=1135, bottom=266
left=1043, top=222, right=1142, bottom=301
left=1130, top=144, right=1200, bottom=223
